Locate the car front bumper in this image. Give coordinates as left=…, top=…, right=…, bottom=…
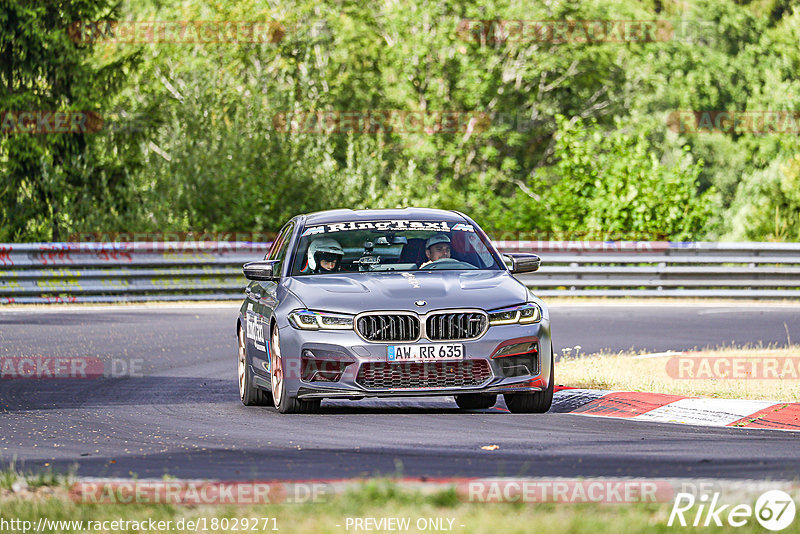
left=253, top=319, right=552, bottom=400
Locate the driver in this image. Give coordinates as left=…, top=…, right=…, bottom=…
left=419, top=233, right=451, bottom=268
left=301, top=237, right=344, bottom=273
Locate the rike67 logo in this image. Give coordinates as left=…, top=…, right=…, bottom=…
left=669, top=490, right=796, bottom=531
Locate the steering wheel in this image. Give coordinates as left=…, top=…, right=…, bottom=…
left=419, top=258, right=477, bottom=270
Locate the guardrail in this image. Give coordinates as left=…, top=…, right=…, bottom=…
left=504, top=241, right=800, bottom=298
left=0, top=242, right=268, bottom=304
left=1, top=241, right=799, bottom=304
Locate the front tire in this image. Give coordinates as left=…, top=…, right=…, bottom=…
left=270, top=325, right=320, bottom=414
left=238, top=326, right=272, bottom=406
left=455, top=394, right=497, bottom=410
left=503, top=343, right=554, bottom=414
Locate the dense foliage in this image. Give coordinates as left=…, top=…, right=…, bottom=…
left=2, top=0, right=799, bottom=241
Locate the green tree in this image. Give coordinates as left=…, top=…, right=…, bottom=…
left=5, top=0, right=799, bottom=242
left=724, top=157, right=800, bottom=241
left=0, top=0, right=142, bottom=241
left=541, top=117, right=715, bottom=240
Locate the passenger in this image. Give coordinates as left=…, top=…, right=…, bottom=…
left=419, top=233, right=451, bottom=268
left=301, top=238, right=344, bottom=273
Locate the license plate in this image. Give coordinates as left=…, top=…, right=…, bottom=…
left=387, top=344, right=464, bottom=362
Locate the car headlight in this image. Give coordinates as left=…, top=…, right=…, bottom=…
left=288, top=309, right=354, bottom=330
left=488, top=303, right=542, bottom=325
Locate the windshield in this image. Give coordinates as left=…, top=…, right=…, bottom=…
left=291, top=219, right=502, bottom=275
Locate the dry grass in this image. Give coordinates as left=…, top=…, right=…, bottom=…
left=557, top=346, right=800, bottom=402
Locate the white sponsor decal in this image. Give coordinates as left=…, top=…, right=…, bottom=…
left=301, top=225, right=325, bottom=237
left=301, top=220, right=458, bottom=236
left=400, top=272, right=421, bottom=288
left=246, top=310, right=265, bottom=351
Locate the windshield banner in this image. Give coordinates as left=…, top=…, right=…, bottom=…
left=301, top=221, right=475, bottom=237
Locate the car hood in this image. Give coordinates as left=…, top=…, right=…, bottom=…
left=285, top=270, right=529, bottom=314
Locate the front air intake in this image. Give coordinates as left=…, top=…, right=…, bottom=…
left=356, top=313, right=421, bottom=342
left=356, top=360, right=493, bottom=390
left=425, top=312, right=487, bottom=341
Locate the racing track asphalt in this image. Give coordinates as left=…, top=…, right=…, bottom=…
left=1, top=302, right=799, bottom=481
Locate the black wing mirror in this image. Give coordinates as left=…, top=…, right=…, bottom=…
left=243, top=260, right=280, bottom=281
left=503, top=253, right=541, bottom=274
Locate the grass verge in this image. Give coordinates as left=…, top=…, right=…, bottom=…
left=1, top=476, right=790, bottom=534
left=557, top=345, right=800, bottom=401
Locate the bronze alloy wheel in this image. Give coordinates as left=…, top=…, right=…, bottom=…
left=270, top=325, right=320, bottom=414
left=238, top=327, right=247, bottom=400
left=270, top=326, right=284, bottom=406
left=238, top=325, right=271, bottom=406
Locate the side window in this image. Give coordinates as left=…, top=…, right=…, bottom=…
left=266, top=224, right=290, bottom=260
left=266, top=223, right=294, bottom=276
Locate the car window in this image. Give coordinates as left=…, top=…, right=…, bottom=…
left=266, top=222, right=294, bottom=275
left=265, top=224, right=289, bottom=260
left=291, top=219, right=502, bottom=275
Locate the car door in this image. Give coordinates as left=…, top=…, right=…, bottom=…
left=246, top=221, right=294, bottom=375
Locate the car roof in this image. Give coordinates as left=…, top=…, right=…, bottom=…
left=301, top=208, right=469, bottom=225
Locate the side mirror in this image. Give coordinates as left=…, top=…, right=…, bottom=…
left=503, top=253, right=541, bottom=274
left=243, top=260, right=280, bottom=281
